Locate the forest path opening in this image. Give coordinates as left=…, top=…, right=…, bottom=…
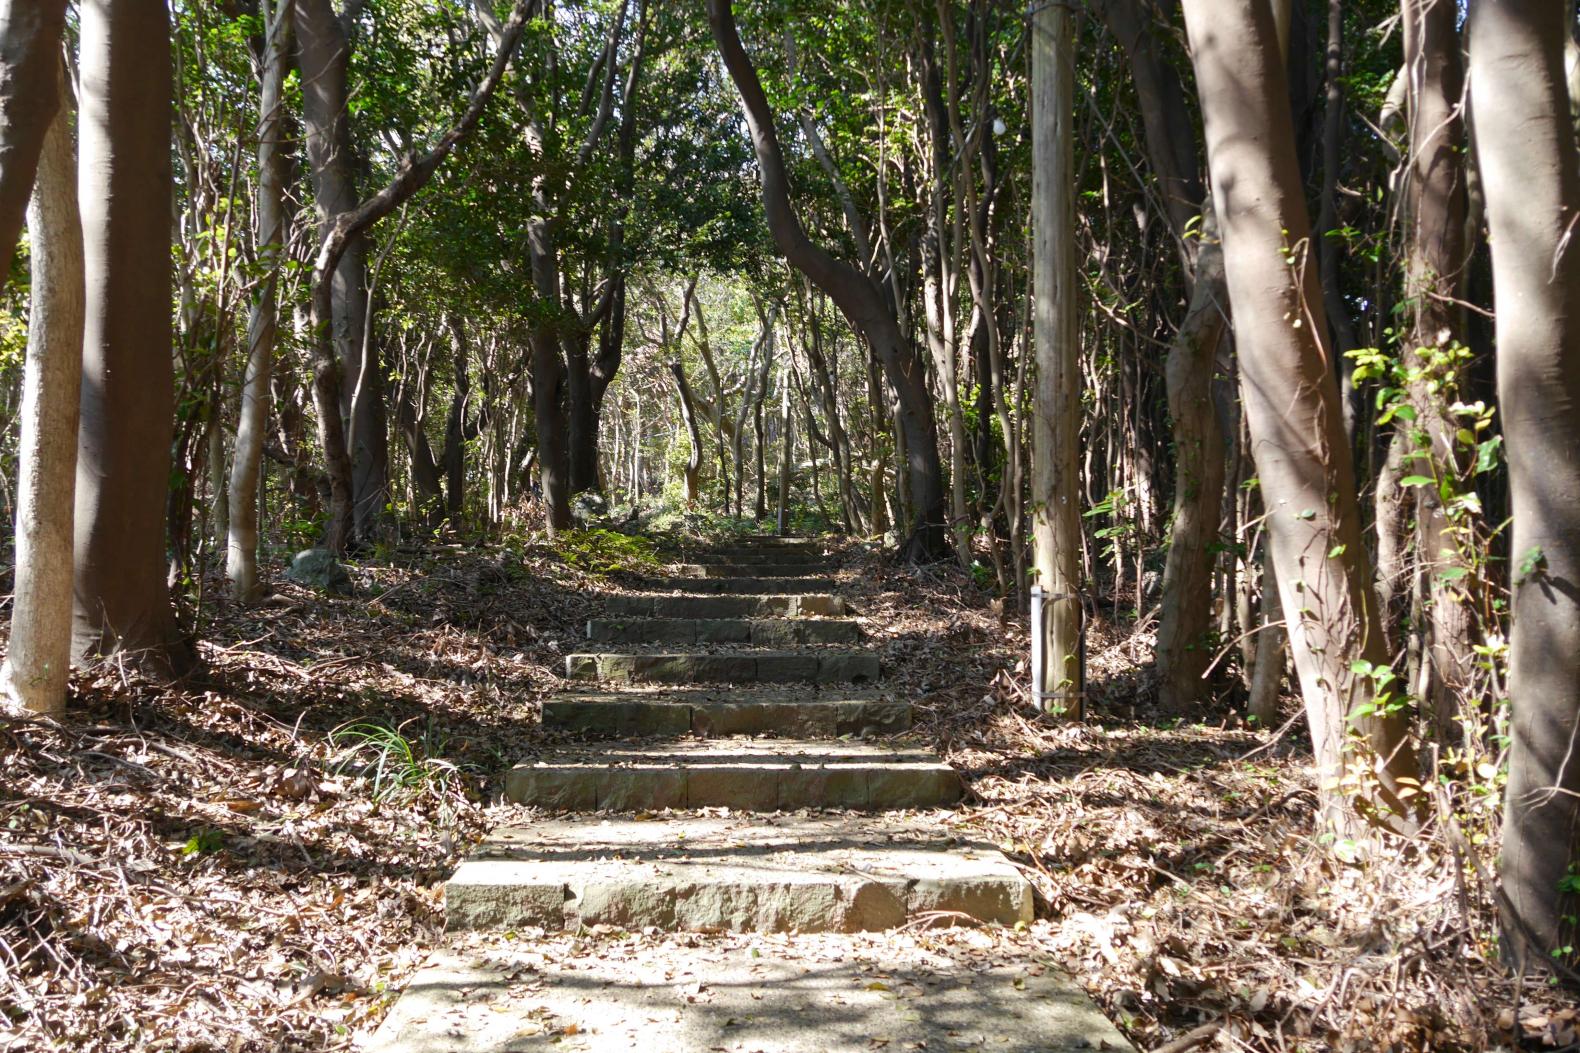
left=366, top=534, right=1126, bottom=1051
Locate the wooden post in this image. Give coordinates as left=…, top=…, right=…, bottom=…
left=1030, top=0, right=1083, bottom=717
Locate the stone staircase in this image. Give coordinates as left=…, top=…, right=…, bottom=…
left=369, top=535, right=1129, bottom=1052
left=467, top=534, right=1022, bottom=929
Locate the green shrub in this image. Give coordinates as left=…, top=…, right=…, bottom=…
left=553, top=528, right=660, bottom=577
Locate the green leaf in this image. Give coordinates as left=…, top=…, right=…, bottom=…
left=1399, top=475, right=1435, bottom=488
left=1475, top=436, right=1504, bottom=474
left=182, top=829, right=224, bottom=857
left=1378, top=402, right=1416, bottom=426
left=1517, top=546, right=1547, bottom=583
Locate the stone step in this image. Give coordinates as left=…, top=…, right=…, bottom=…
left=542, top=687, right=909, bottom=738
left=607, top=593, right=844, bottom=618
left=443, top=813, right=1025, bottom=933
left=565, top=650, right=879, bottom=685
left=504, top=739, right=962, bottom=811
left=684, top=550, right=832, bottom=565
left=676, top=562, right=829, bottom=578
left=587, top=616, right=859, bottom=646
left=638, top=576, right=837, bottom=595
left=371, top=926, right=1128, bottom=1052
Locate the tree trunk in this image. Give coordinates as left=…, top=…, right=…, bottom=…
left=775, top=369, right=792, bottom=533
left=3, top=54, right=80, bottom=715
left=208, top=412, right=229, bottom=554
left=866, top=355, right=892, bottom=537
left=1031, top=0, right=1084, bottom=717
left=1100, top=0, right=1204, bottom=269
left=228, top=0, right=293, bottom=602
left=804, top=313, right=861, bottom=533
left=567, top=325, right=598, bottom=494
left=1469, top=0, right=1580, bottom=982
left=707, top=0, right=947, bottom=561
left=669, top=359, right=703, bottom=505
left=568, top=276, right=627, bottom=495
left=1104, top=0, right=1228, bottom=712
left=752, top=316, right=774, bottom=520
left=800, top=377, right=831, bottom=525
left=73, top=0, right=194, bottom=676
left=1399, top=0, right=1476, bottom=743
left=892, top=400, right=911, bottom=536
left=630, top=388, right=642, bottom=502
left=1247, top=542, right=1289, bottom=725
left=443, top=320, right=471, bottom=520
left=1182, top=0, right=1419, bottom=831
left=394, top=364, right=445, bottom=520
left=688, top=292, right=735, bottom=511
left=917, top=42, right=973, bottom=569
left=754, top=386, right=768, bottom=520
left=571, top=11, right=646, bottom=495
left=305, top=0, right=526, bottom=550
left=1317, top=0, right=1360, bottom=435
left=730, top=306, right=773, bottom=520
left=527, top=220, right=572, bottom=534
left=0, top=0, right=68, bottom=280
left=295, top=0, right=388, bottom=544
left=1156, top=206, right=1229, bottom=714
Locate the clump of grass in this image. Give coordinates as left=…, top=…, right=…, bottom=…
left=329, top=719, right=473, bottom=825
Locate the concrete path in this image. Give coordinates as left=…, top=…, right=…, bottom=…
left=371, top=535, right=1131, bottom=1051
left=368, top=929, right=1125, bottom=1053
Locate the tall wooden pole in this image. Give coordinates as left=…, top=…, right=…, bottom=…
left=1030, top=0, right=1083, bottom=717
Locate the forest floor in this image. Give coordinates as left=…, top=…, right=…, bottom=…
left=0, top=528, right=1569, bottom=1052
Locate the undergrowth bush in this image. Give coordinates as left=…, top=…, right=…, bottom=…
left=552, top=528, right=660, bottom=576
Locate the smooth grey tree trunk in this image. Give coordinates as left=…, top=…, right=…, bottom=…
left=1182, top=0, right=1419, bottom=832
left=1469, top=0, right=1580, bottom=981
left=228, top=0, right=293, bottom=601
left=3, top=55, right=81, bottom=715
